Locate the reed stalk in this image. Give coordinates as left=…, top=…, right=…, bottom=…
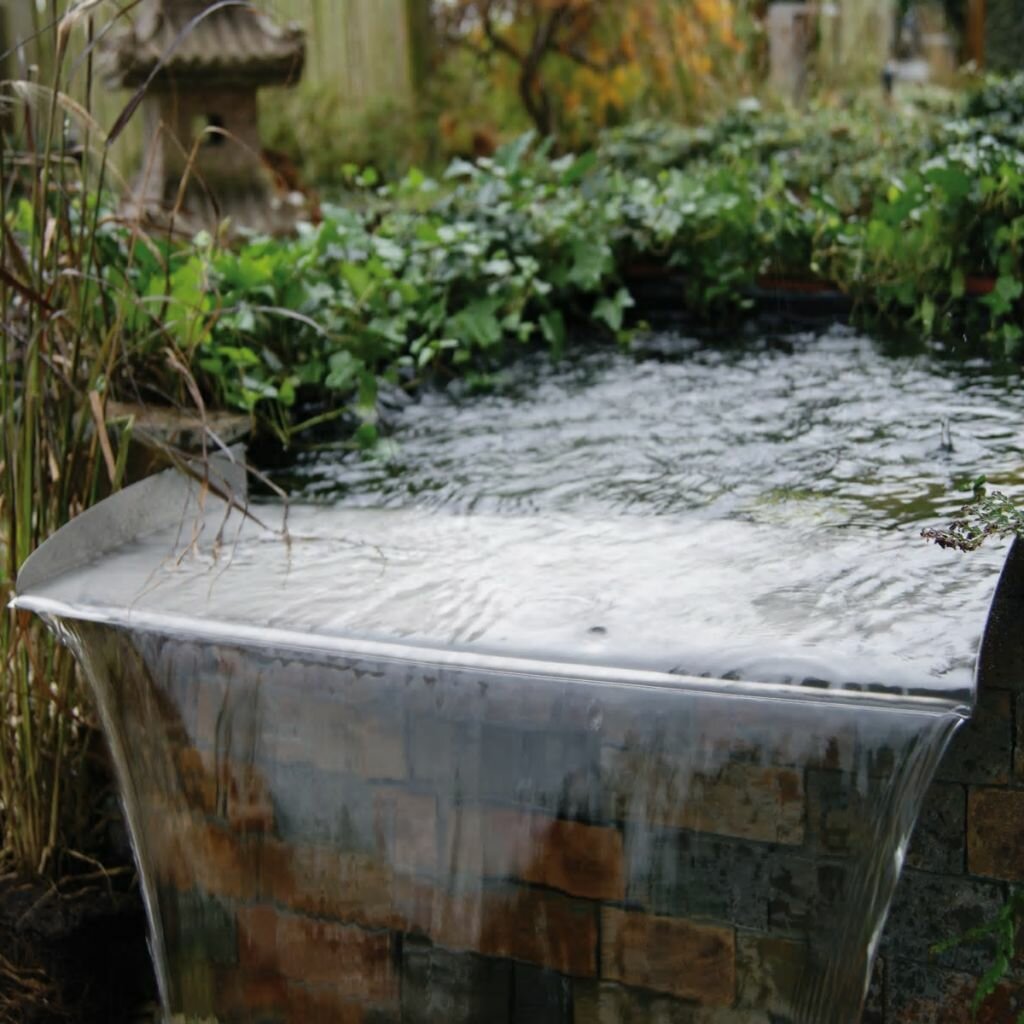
left=2, top=9, right=105, bottom=879
left=0, top=1, right=203, bottom=879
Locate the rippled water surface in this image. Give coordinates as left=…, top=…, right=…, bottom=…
left=24, top=327, right=1023, bottom=698
left=291, top=327, right=1024, bottom=529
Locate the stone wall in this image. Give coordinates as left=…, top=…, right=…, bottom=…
left=68, top=541, right=1024, bottom=1023
left=878, top=539, right=1024, bottom=1022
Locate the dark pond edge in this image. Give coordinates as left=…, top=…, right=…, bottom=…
left=623, top=270, right=853, bottom=326
left=0, top=874, right=157, bottom=1023
left=624, top=269, right=1001, bottom=327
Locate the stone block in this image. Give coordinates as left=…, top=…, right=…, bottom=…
left=445, top=805, right=625, bottom=901
left=375, top=788, right=439, bottom=876
left=882, top=869, right=1006, bottom=974
left=194, top=674, right=229, bottom=752
left=174, top=959, right=218, bottom=1016
left=148, top=812, right=259, bottom=901
left=193, top=649, right=406, bottom=775
left=159, top=887, right=237, bottom=967
left=263, top=761, right=377, bottom=852
left=282, top=986, right=381, bottom=1024
left=147, top=636, right=205, bottom=745
left=606, top=748, right=804, bottom=845
left=573, top=980, right=772, bottom=1023
left=625, top=828, right=773, bottom=930
left=263, top=680, right=406, bottom=782
left=734, top=932, right=806, bottom=1017
left=400, top=939, right=513, bottom=1024
left=237, top=905, right=398, bottom=1004
left=174, top=746, right=219, bottom=816
left=968, top=787, right=1024, bottom=881
left=470, top=885, right=599, bottom=979
left=884, top=956, right=1024, bottom=1024
left=408, top=715, right=482, bottom=799
left=937, top=690, right=1012, bottom=786
left=193, top=658, right=265, bottom=758
left=862, top=955, right=885, bottom=1024
left=395, top=880, right=599, bottom=978
left=213, top=968, right=289, bottom=1023
left=600, top=907, right=735, bottom=1005
left=906, top=781, right=966, bottom=874
left=481, top=724, right=601, bottom=820
left=173, top=747, right=276, bottom=834
left=513, top=963, right=573, bottom=1024
left=806, top=768, right=879, bottom=857
left=599, top=693, right=863, bottom=774
left=626, top=836, right=841, bottom=939
left=257, top=840, right=398, bottom=930
left=807, top=766, right=965, bottom=874
left=1015, top=694, right=1024, bottom=782
left=227, top=767, right=276, bottom=834
left=625, top=832, right=840, bottom=938
left=466, top=677, right=602, bottom=734
left=766, top=856, right=846, bottom=935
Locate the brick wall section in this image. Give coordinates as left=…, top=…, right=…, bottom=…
left=878, top=539, right=1024, bottom=1020
left=72, top=537, right=1024, bottom=1024
left=600, top=908, right=735, bottom=1005
left=877, top=681, right=1024, bottom=1019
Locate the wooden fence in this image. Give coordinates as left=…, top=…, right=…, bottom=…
left=267, top=0, right=420, bottom=110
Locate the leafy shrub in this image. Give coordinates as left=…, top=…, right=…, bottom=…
left=965, top=71, right=1024, bottom=121
left=13, top=79, right=1023, bottom=460
left=55, top=85, right=1023, bottom=450
left=262, top=88, right=431, bottom=185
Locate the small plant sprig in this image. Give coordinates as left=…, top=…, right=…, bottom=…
left=930, top=886, right=1024, bottom=1021
left=921, top=478, right=1024, bottom=552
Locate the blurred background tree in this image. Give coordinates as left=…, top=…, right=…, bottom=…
left=12, top=0, right=1009, bottom=190
left=258, top=0, right=754, bottom=177
left=432, top=0, right=753, bottom=148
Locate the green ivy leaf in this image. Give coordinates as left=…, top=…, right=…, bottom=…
left=447, top=298, right=503, bottom=349
left=920, top=296, right=936, bottom=335
left=568, top=241, right=612, bottom=292
left=325, top=351, right=361, bottom=392
left=354, top=422, right=379, bottom=449
left=559, top=150, right=597, bottom=186
left=983, top=275, right=1023, bottom=317
left=951, top=268, right=966, bottom=299
left=342, top=262, right=374, bottom=302
left=594, top=288, right=636, bottom=333
left=540, top=310, right=566, bottom=359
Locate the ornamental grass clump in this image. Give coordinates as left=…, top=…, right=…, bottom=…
left=1, top=4, right=135, bottom=879
left=0, top=2, right=215, bottom=879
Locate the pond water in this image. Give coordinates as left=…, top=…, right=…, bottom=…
left=16, top=325, right=1024, bottom=1024
left=291, top=326, right=1024, bottom=526
left=272, top=325, right=1024, bottom=695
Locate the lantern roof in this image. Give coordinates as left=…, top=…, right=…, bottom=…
left=104, top=0, right=305, bottom=89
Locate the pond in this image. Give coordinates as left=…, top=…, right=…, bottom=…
left=280, top=324, right=1024, bottom=692
left=292, top=326, right=1023, bottom=521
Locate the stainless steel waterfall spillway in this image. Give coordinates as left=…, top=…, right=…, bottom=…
left=13, top=455, right=1008, bottom=1024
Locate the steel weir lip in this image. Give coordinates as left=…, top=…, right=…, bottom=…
left=9, top=589, right=971, bottom=720
left=10, top=451, right=981, bottom=720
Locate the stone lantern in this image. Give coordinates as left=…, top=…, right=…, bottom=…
left=103, top=0, right=306, bottom=235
